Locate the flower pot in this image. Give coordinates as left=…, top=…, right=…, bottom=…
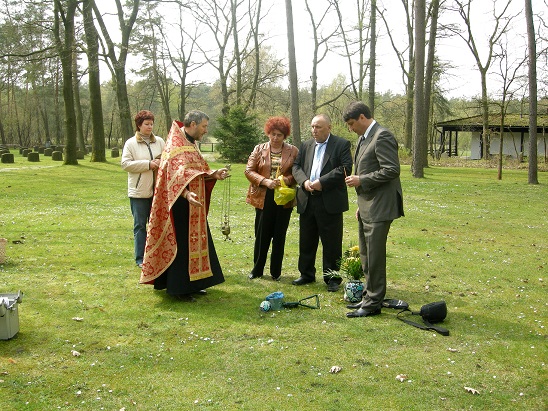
left=344, top=280, right=364, bottom=302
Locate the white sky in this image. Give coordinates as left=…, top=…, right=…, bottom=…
left=94, top=0, right=540, bottom=100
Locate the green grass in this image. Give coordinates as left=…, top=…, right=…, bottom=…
left=0, top=151, right=546, bottom=410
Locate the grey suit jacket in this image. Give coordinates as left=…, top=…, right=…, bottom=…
left=292, top=134, right=353, bottom=215
left=354, top=123, right=404, bottom=222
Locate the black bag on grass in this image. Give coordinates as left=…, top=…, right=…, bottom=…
left=382, top=299, right=450, bottom=336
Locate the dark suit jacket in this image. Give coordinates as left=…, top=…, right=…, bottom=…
left=292, top=134, right=353, bottom=215
left=354, top=123, right=404, bottom=222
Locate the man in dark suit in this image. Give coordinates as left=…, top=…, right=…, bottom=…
left=343, top=101, right=404, bottom=318
left=292, top=114, right=353, bottom=291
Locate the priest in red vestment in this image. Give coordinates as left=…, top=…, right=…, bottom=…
left=140, top=110, right=229, bottom=301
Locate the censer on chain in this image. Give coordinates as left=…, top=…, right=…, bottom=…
left=220, top=164, right=232, bottom=240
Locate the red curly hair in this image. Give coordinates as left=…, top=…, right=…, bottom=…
left=264, top=116, right=291, bottom=138
left=134, top=110, right=155, bottom=131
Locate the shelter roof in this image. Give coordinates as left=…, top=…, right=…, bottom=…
left=435, top=114, right=548, bottom=132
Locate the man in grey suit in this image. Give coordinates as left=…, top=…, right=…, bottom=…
left=292, top=114, right=353, bottom=291
left=343, top=102, right=404, bottom=318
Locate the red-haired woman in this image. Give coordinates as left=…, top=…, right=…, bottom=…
left=245, top=116, right=299, bottom=281
left=121, top=110, right=165, bottom=268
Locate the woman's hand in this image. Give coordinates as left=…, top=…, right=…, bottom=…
left=263, top=178, right=280, bottom=190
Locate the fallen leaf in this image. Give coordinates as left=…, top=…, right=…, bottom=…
left=395, top=374, right=408, bottom=382
left=71, top=350, right=81, bottom=357
left=329, top=366, right=342, bottom=374
left=464, top=386, right=480, bottom=395
left=72, top=317, right=84, bottom=322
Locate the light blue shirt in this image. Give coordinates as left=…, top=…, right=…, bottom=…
left=310, top=135, right=330, bottom=181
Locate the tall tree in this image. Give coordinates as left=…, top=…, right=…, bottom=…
left=244, top=0, right=263, bottom=111
left=525, top=0, right=538, bottom=184
left=492, top=37, right=527, bottom=180
left=332, top=0, right=370, bottom=102
left=304, top=0, right=337, bottom=114
left=71, top=48, right=85, bottom=151
left=231, top=0, right=243, bottom=106
left=53, top=0, right=78, bottom=165
left=368, top=0, right=377, bottom=115
left=83, top=0, right=106, bottom=162
left=285, top=0, right=301, bottom=147
left=192, top=0, right=234, bottom=115
left=93, top=0, right=139, bottom=141
left=134, top=1, right=174, bottom=132
left=452, top=0, right=514, bottom=160
left=412, top=0, right=427, bottom=177
left=160, top=3, right=203, bottom=121
left=379, top=1, right=414, bottom=150
left=423, top=0, right=440, bottom=163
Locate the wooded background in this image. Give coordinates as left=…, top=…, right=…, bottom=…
left=0, top=0, right=545, bottom=180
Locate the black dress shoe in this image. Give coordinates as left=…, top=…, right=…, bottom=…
left=248, top=273, right=263, bottom=279
left=271, top=275, right=280, bottom=282
left=292, top=276, right=315, bottom=286
left=346, top=301, right=363, bottom=309
left=346, top=307, right=381, bottom=318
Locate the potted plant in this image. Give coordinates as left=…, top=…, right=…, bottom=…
left=339, top=245, right=364, bottom=302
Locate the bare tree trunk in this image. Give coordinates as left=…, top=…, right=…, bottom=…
left=368, top=0, right=377, bottom=115
left=480, top=72, right=490, bottom=160
left=54, top=67, right=62, bottom=144
left=423, top=0, right=439, bottom=163
left=305, top=0, right=336, bottom=114
left=245, top=0, right=262, bottom=111
left=285, top=0, right=301, bottom=147
left=192, top=0, right=233, bottom=115
left=412, top=0, right=426, bottom=178
left=525, top=0, right=538, bottom=184
left=497, top=114, right=504, bottom=180
left=83, top=0, right=106, bottom=162
left=0, top=89, right=5, bottom=145
left=379, top=1, right=414, bottom=149
left=231, top=0, right=242, bottom=106
left=141, top=3, right=172, bottom=130
left=53, top=0, right=78, bottom=165
left=453, top=0, right=514, bottom=160
left=72, top=51, right=85, bottom=151
left=93, top=0, right=139, bottom=141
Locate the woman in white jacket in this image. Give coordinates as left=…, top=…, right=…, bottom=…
left=121, top=110, right=165, bottom=267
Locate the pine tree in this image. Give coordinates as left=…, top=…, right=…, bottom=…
left=214, top=106, right=262, bottom=162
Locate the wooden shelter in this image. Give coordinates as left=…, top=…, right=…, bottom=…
left=434, top=114, right=548, bottom=159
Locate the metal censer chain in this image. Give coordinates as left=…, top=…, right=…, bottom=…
left=220, top=164, right=232, bottom=240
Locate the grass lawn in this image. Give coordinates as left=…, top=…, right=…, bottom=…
left=0, top=151, right=546, bottom=410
